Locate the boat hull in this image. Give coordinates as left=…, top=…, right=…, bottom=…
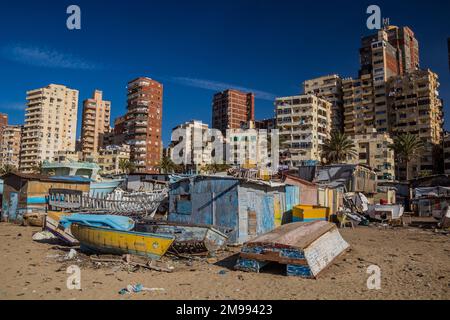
left=136, top=221, right=228, bottom=253
left=70, top=223, right=174, bottom=260
left=89, top=179, right=123, bottom=196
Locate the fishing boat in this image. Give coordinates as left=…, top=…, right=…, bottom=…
left=70, top=223, right=175, bottom=259
left=135, top=221, right=229, bottom=254
left=47, top=187, right=168, bottom=217
left=41, top=160, right=123, bottom=196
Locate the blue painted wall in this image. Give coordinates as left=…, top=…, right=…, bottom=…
left=169, top=176, right=299, bottom=244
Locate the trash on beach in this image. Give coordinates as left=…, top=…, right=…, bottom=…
left=235, top=221, right=349, bottom=278
left=118, top=284, right=165, bottom=295
left=64, top=249, right=78, bottom=260
left=89, top=254, right=175, bottom=273
left=32, top=231, right=57, bottom=241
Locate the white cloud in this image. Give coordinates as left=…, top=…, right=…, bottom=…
left=1, top=44, right=100, bottom=70
left=0, top=102, right=25, bottom=111
left=169, top=76, right=277, bottom=101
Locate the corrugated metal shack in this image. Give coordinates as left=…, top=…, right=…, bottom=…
left=168, top=175, right=299, bottom=244
left=283, top=174, right=318, bottom=205
left=1, top=172, right=90, bottom=224
left=126, top=173, right=170, bottom=191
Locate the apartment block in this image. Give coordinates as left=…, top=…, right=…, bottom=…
left=170, top=120, right=213, bottom=173
left=53, top=150, right=82, bottom=162
left=20, top=84, right=78, bottom=173
left=303, top=75, right=344, bottom=132
left=0, top=113, right=7, bottom=144
left=0, top=125, right=22, bottom=169
left=212, top=89, right=255, bottom=135
left=228, top=126, right=270, bottom=169
left=275, top=94, right=331, bottom=167
left=387, top=69, right=443, bottom=179
left=386, top=26, right=420, bottom=74
left=80, top=90, right=111, bottom=158
left=97, top=145, right=130, bottom=175
left=125, top=77, right=163, bottom=173
left=343, top=74, right=381, bottom=135
left=103, top=116, right=127, bottom=147
left=444, top=133, right=450, bottom=174
left=347, top=129, right=395, bottom=181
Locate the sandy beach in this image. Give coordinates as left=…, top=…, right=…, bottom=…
left=0, top=222, right=449, bottom=300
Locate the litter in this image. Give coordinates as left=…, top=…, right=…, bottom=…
left=32, top=231, right=57, bottom=241
left=118, top=284, right=165, bottom=295
left=64, top=249, right=78, bottom=260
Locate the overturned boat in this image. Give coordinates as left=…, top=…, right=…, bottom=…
left=135, top=221, right=229, bottom=254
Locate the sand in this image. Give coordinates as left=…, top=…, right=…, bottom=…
left=0, top=222, right=449, bottom=300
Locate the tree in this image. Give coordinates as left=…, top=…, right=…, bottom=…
left=31, top=161, right=43, bottom=174
left=118, top=159, right=135, bottom=174
left=158, top=156, right=177, bottom=174
left=388, top=133, right=424, bottom=181
left=321, top=132, right=357, bottom=164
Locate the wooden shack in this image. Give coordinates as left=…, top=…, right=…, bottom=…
left=1, top=172, right=90, bottom=224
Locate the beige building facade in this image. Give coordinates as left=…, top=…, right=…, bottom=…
left=347, top=129, right=395, bottom=181
left=0, top=125, right=22, bottom=169
left=97, top=145, right=131, bottom=175
left=20, top=84, right=78, bottom=173
left=80, top=90, right=111, bottom=159
left=387, top=69, right=443, bottom=179
left=275, top=94, right=331, bottom=167
left=303, top=75, right=343, bottom=132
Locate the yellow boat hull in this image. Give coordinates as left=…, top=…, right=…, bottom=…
left=70, top=223, right=175, bottom=260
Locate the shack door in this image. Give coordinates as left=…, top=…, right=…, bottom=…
left=8, top=192, right=18, bottom=222
left=246, top=191, right=257, bottom=238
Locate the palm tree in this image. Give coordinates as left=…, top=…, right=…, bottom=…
left=321, top=132, right=357, bottom=164
left=389, top=133, right=423, bottom=181
left=31, top=161, right=43, bottom=174
left=158, top=156, right=176, bottom=174
left=118, top=159, right=135, bottom=174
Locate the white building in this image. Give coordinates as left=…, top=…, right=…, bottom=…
left=275, top=94, right=331, bottom=167
left=20, top=84, right=78, bottom=172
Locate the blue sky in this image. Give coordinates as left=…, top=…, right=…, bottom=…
left=0, top=0, right=449, bottom=146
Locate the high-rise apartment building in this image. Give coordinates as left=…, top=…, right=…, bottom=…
left=303, top=75, right=344, bottom=132
left=359, top=28, right=401, bottom=79
left=20, top=84, right=78, bottom=173
left=275, top=94, right=331, bottom=167
left=386, top=26, right=420, bottom=74
left=347, top=128, right=395, bottom=181
left=0, top=125, right=22, bottom=169
left=0, top=113, right=8, bottom=151
left=343, top=25, right=443, bottom=179
left=212, top=89, right=255, bottom=135
left=343, top=74, right=380, bottom=135
left=125, top=77, right=163, bottom=173
left=387, top=69, right=443, bottom=179
left=170, top=120, right=213, bottom=173
left=80, top=90, right=111, bottom=158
